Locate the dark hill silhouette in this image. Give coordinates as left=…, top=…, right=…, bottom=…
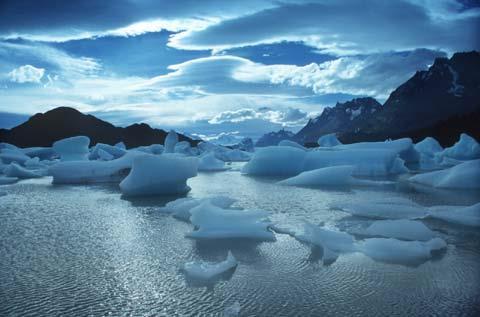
left=0, top=107, right=198, bottom=148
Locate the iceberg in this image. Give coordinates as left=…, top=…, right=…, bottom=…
left=357, top=237, right=446, bottom=265
left=53, top=136, right=90, bottom=161
left=427, top=203, right=480, bottom=227
left=317, top=133, right=342, bottom=147
left=175, top=141, right=195, bottom=156
left=49, top=151, right=141, bottom=184
left=0, top=149, right=31, bottom=165
left=409, top=159, right=480, bottom=189
left=4, top=163, right=43, bottom=179
left=120, top=154, right=198, bottom=196
left=164, top=130, right=178, bottom=153
left=278, top=165, right=393, bottom=187
left=278, top=140, right=306, bottom=151
left=295, top=222, right=356, bottom=264
left=134, top=144, right=164, bottom=155
left=303, top=149, right=408, bottom=176
left=356, top=219, right=436, bottom=241
left=22, top=147, right=56, bottom=160
left=159, top=196, right=237, bottom=221
left=182, top=251, right=238, bottom=281
left=0, top=176, right=18, bottom=185
left=115, top=142, right=126, bottom=150
left=332, top=198, right=427, bottom=219
left=415, top=137, right=443, bottom=156
left=223, top=301, right=241, bottom=317
left=439, top=133, right=480, bottom=161
left=333, top=138, right=419, bottom=163
left=89, top=143, right=126, bottom=160
left=24, top=157, right=47, bottom=169
left=242, top=146, right=307, bottom=176
left=0, top=191, right=6, bottom=197
left=198, top=153, right=229, bottom=172
left=187, top=201, right=275, bottom=241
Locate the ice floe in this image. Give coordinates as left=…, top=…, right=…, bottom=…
left=182, top=251, right=238, bottom=281
left=89, top=143, right=126, bottom=160
left=427, top=203, right=480, bottom=227
left=0, top=148, right=31, bottom=165
left=53, top=136, right=90, bottom=161
left=198, top=153, right=229, bottom=171
left=4, top=163, right=43, bottom=179
left=317, top=133, right=342, bottom=147
left=159, top=196, right=236, bottom=221
left=278, top=165, right=393, bottom=187
left=409, top=159, right=480, bottom=189
left=186, top=201, right=275, bottom=241
left=354, top=219, right=436, bottom=241
left=242, top=146, right=306, bottom=176
left=120, top=154, right=198, bottom=196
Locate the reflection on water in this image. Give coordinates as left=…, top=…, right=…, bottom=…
left=0, top=166, right=479, bottom=316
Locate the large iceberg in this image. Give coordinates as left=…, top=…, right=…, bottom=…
left=22, top=147, right=56, bottom=160
left=356, top=237, right=446, bottom=265
left=164, top=130, right=179, bottom=153
left=182, top=251, right=238, bottom=281
left=53, top=136, right=90, bottom=161
left=242, top=146, right=306, bottom=176
left=427, top=203, right=480, bottom=227
left=303, top=149, right=408, bottom=176
left=4, top=163, right=43, bottom=179
left=120, top=154, right=198, bottom=196
left=317, top=133, right=342, bottom=147
left=198, top=153, right=229, bottom=172
left=159, top=196, right=237, bottom=221
left=409, top=159, right=480, bottom=189
left=438, top=133, right=480, bottom=161
left=415, top=137, right=443, bottom=156
left=355, top=219, right=436, bottom=241
left=49, top=152, right=141, bottom=184
left=333, top=138, right=419, bottom=163
left=332, top=198, right=427, bottom=219
left=0, top=148, right=31, bottom=165
left=278, top=165, right=393, bottom=187
left=186, top=201, right=275, bottom=241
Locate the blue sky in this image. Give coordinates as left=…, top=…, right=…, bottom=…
left=0, top=0, right=478, bottom=139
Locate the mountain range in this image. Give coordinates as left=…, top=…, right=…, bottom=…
left=0, top=107, right=197, bottom=148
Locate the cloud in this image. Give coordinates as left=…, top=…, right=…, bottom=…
left=8, top=65, right=45, bottom=83
left=208, top=107, right=308, bottom=126
left=169, top=0, right=480, bottom=54
left=233, top=49, right=446, bottom=99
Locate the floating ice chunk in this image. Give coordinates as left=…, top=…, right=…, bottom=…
left=53, top=136, right=90, bottom=161
left=97, top=149, right=114, bottom=161
left=4, top=163, right=42, bottom=179
left=439, top=133, right=480, bottom=160
left=237, top=137, right=254, bottom=152
left=198, top=153, right=229, bottom=171
left=218, top=149, right=251, bottom=162
left=160, top=196, right=236, bottom=221
left=332, top=198, right=427, bottom=219
left=164, top=130, right=179, bottom=153
left=317, top=133, right=341, bottom=147
left=175, top=141, right=194, bottom=155
left=278, top=140, right=306, bottom=151
left=427, top=203, right=480, bottom=227
left=304, top=149, right=407, bottom=176
left=278, top=165, right=393, bottom=187
left=115, top=142, right=126, bottom=150
left=134, top=144, right=164, bottom=155
left=242, top=146, right=307, bottom=176
left=49, top=151, right=141, bottom=184
left=223, top=301, right=241, bottom=317
left=0, top=176, right=18, bottom=185
left=415, top=137, right=443, bottom=156
left=295, top=222, right=355, bottom=264
left=0, top=142, right=18, bottom=150
left=182, top=251, right=238, bottom=281
left=120, top=154, right=198, bottom=196
left=22, top=147, right=56, bottom=160
left=334, top=138, right=419, bottom=163
left=89, top=143, right=126, bottom=160
left=357, top=237, right=446, bottom=265
left=357, top=220, right=436, bottom=241
left=24, top=157, right=47, bottom=169
left=409, top=159, right=480, bottom=189
left=0, top=149, right=31, bottom=165
left=187, top=201, right=275, bottom=241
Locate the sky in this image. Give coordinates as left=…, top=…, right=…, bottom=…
left=0, top=0, right=479, bottom=139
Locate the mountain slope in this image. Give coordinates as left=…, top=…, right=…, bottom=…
left=0, top=107, right=197, bottom=148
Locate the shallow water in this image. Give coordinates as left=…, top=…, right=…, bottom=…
left=1, top=164, right=479, bottom=316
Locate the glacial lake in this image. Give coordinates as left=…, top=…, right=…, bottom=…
left=1, top=163, right=479, bottom=316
